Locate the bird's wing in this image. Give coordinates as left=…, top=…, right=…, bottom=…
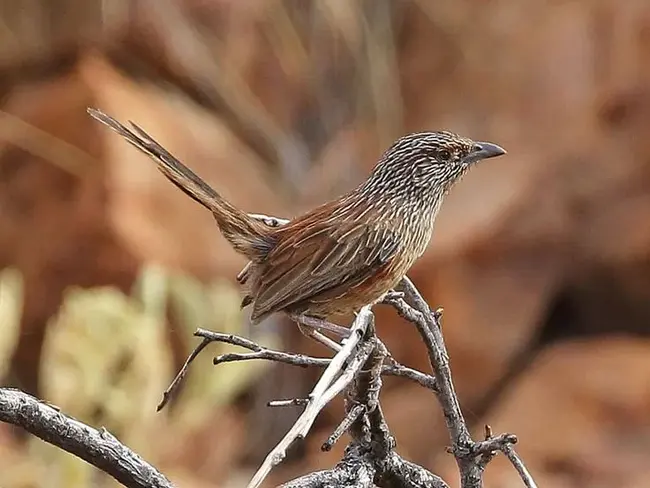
left=249, top=217, right=400, bottom=322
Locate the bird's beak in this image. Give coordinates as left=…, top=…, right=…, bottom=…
left=465, top=141, right=507, bottom=164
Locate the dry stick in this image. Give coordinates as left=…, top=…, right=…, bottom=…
left=322, top=404, right=366, bottom=451
left=214, top=342, right=435, bottom=390
left=157, top=336, right=212, bottom=411
left=391, top=280, right=476, bottom=472
left=157, top=329, right=275, bottom=411
left=502, top=446, right=538, bottom=488
left=472, top=433, right=519, bottom=456
left=268, top=398, right=310, bottom=408
left=214, top=349, right=328, bottom=368
left=246, top=306, right=374, bottom=488
left=0, top=388, right=174, bottom=488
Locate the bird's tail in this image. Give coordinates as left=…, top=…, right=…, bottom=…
left=88, top=108, right=271, bottom=259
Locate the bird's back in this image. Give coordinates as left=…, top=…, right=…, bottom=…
left=244, top=195, right=408, bottom=322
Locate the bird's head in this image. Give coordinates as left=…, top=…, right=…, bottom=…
left=364, top=131, right=506, bottom=199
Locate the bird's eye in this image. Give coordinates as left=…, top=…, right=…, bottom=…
left=438, top=150, right=451, bottom=160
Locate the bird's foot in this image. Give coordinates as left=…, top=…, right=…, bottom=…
left=382, top=289, right=405, bottom=302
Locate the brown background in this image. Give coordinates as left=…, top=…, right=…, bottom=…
left=2, top=1, right=650, bottom=487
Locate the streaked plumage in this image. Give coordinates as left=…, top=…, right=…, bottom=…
left=88, top=109, right=506, bottom=323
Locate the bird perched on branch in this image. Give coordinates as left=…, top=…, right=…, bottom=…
left=88, top=108, right=505, bottom=329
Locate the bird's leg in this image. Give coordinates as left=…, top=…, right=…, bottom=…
left=290, top=314, right=352, bottom=338
left=296, top=324, right=342, bottom=352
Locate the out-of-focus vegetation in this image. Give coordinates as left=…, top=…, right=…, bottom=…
left=0, top=268, right=23, bottom=381
left=0, top=264, right=274, bottom=488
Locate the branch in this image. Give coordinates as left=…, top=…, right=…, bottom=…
left=321, top=404, right=365, bottom=451
left=391, top=279, right=474, bottom=453
left=311, top=317, right=449, bottom=488
left=0, top=388, right=174, bottom=488
left=380, top=453, right=450, bottom=488
left=279, top=447, right=376, bottom=488
left=247, top=306, right=375, bottom=488
left=386, top=278, right=538, bottom=488
left=502, top=446, right=538, bottom=488
left=268, top=398, right=310, bottom=408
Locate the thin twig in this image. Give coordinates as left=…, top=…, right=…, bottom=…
left=383, top=357, right=438, bottom=391
left=214, top=350, right=328, bottom=368
left=157, top=336, right=211, bottom=411
left=502, top=446, right=538, bottom=488
left=391, top=278, right=538, bottom=488
left=322, top=404, right=366, bottom=451
left=268, top=398, right=310, bottom=408
left=0, top=388, right=174, bottom=488
left=396, top=280, right=475, bottom=471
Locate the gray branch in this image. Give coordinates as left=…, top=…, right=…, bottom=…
left=389, top=278, right=537, bottom=488
left=283, top=324, right=449, bottom=488
left=503, top=446, right=538, bottom=488
left=0, top=388, right=174, bottom=488
left=247, top=306, right=375, bottom=488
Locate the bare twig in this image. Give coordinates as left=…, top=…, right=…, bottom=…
left=322, top=404, right=366, bottom=451
left=502, top=446, right=538, bottom=488
left=214, top=349, right=328, bottom=368
left=157, top=336, right=211, bottom=411
left=0, top=388, right=174, bottom=488
left=382, top=355, right=438, bottom=391
left=268, top=398, right=310, bottom=408
left=394, top=278, right=478, bottom=485
left=472, top=432, right=518, bottom=457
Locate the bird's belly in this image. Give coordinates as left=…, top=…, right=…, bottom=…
left=308, top=284, right=394, bottom=317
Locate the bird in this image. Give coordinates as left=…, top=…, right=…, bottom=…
left=87, top=108, right=505, bottom=330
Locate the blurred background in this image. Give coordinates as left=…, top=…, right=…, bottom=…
left=1, top=0, right=650, bottom=487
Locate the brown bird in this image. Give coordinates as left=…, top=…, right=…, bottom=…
left=88, top=108, right=505, bottom=330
